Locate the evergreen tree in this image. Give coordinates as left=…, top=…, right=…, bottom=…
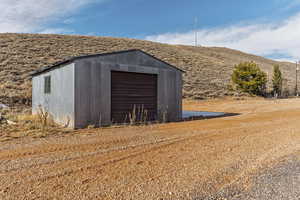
left=272, top=65, right=282, bottom=97
left=232, top=62, right=267, bottom=95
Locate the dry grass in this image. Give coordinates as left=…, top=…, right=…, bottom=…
left=128, top=105, right=149, bottom=125
left=0, top=108, right=70, bottom=142
left=0, top=33, right=297, bottom=109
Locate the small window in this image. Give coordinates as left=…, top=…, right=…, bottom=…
left=44, top=76, right=51, bottom=94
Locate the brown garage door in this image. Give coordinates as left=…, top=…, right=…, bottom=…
left=111, top=71, right=157, bottom=123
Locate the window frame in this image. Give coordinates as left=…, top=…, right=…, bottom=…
left=44, top=76, right=51, bottom=94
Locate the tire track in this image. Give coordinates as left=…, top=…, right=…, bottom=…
left=0, top=136, right=184, bottom=174
left=0, top=123, right=275, bottom=175
left=2, top=136, right=185, bottom=189
left=0, top=135, right=149, bottom=160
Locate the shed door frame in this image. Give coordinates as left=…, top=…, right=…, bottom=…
left=110, top=70, right=158, bottom=123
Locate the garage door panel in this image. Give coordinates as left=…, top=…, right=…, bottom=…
left=111, top=71, right=158, bottom=123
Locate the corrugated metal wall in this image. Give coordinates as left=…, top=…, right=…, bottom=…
left=74, top=51, right=182, bottom=128
left=32, top=63, right=75, bottom=128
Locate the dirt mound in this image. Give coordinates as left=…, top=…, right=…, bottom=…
left=0, top=33, right=296, bottom=107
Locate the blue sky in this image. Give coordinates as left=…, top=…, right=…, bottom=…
left=2, top=0, right=300, bottom=61
left=47, top=0, right=300, bottom=38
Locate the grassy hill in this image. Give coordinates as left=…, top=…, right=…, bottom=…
left=0, top=33, right=296, bottom=107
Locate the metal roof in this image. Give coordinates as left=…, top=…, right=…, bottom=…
left=30, top=49, right=185, bottom=77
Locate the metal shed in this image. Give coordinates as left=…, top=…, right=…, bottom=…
left=31, top=49, right=183, bottom=129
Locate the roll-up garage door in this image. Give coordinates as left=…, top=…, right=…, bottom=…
left=111, top=71, right=157, bottom=123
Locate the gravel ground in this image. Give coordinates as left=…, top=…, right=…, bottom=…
left=231, top=154, right=300, bottom=200
left=198, top=153, right=300, bottom=200
left=1, top=98, right=300, bottom=199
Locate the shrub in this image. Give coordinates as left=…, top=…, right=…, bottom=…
left=272, top=65, right=283, bottom=97
left=231, top=62, right=267, bottom=95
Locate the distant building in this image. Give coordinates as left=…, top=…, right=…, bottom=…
left=31, top=49, right=183, bottom=129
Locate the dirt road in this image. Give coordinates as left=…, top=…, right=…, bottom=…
left=1, top=98, right=300, bottom=199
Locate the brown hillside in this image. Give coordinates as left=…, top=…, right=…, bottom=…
left=0, top=33, right=297, bottom=107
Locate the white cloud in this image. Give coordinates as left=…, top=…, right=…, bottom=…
left=146, top=13, right=300, bottom=61
left=282, top=0, right=300, bottom=10
left=0, top=0, right=104, bottom=33
left=63, top=18, right=75, bottom=25
left=39, top=28, right=74, bottom=35
left=274, top=58, right=296, bottom=63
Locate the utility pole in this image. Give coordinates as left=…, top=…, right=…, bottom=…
left=194, top=17, right=198, bottom=47
left=266, top=71, right=269, bottom=97
left=296, top=61, right=299, bottom=97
